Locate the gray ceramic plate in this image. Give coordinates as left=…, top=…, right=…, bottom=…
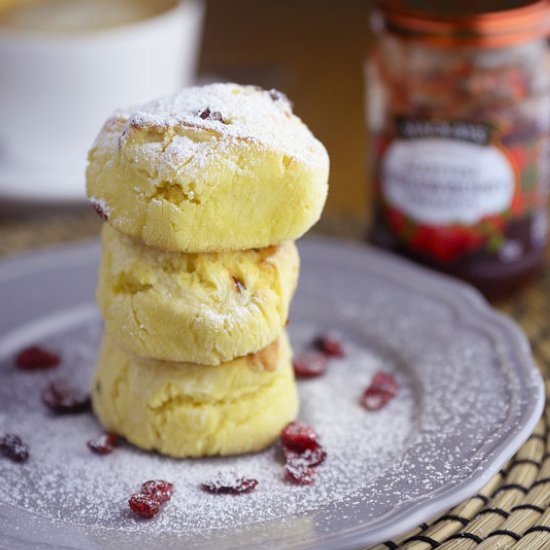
left=0, top=239, right=544, bottom=550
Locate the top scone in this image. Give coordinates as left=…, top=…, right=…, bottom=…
left=86, top=83, right=329, bottom=253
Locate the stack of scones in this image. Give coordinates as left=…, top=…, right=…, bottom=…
left=85, top=83, right=329, bottom=457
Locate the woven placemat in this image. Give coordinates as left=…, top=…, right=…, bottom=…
left=0, top=207, right=101, bottom=256
left=368, top=273, right=550, bottom=549
left=1, top=210, right=549, bottom=549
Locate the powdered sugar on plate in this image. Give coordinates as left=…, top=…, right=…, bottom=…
left=0, top=308, right=414, bottom=533
left=0, top=239, right=543, bottom=549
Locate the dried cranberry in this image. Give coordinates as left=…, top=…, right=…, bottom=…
left=42, top=380, right=91, bottom=414
left=141, top=480, right=174, bottom=504
left=201, top=476, right=258, bottom=495
left=370, top=371, right=398, bottom=394
left=284, top=445, right=327, bottom=468
left=280, top=423, right=325, bottom=485
left=232, top=275, right=245, bottom=293
left=292, top=352, right=328, bottom=379
left=268, top=89, right=292, bottom=108
left=362, top=389, right=395, bottom=411
left=15, top=345, right=60, bottom=370
left=91, top=201, right=108, bottom=221
left=87, top=432, right=117, bottom=455
left=362, top=371, right=398, bottom=411
left=284, top=462, right=316, bottom=485
left=198, top=108, right=225, bottom=123
left=0, top=433, right=29, bottom=463
left=281, top=422, right=320, bottom=453
left=269, top=89, right=283, bottom=101
left=128, top=494, right=160, bottom=519
left=314, top=334, right=345, bottom=357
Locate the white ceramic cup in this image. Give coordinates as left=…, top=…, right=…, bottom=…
left=0, top=0, right=204, bottom=202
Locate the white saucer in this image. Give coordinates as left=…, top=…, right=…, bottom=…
left=0, top=156, right=86, bottom=203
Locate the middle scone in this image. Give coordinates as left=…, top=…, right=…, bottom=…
left=97, top=224, right=299, bottom=365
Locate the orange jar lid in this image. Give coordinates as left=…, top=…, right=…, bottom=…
left=376, top=0, right=550, bottom=47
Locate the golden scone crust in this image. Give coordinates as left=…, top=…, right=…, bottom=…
left=91, top=332, right=299, bottom=457
left=97, top=224, right=299, bottom=365
left=86, top=83, right=329, bottom=252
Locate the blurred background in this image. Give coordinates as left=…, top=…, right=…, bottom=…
left=198, top=0, right=372, bottom=232
left=3, top=0, right=548, bottom=298
left=0, top=0, right=374, bottom=252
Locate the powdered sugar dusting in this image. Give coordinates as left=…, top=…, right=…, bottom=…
left=0, top=310, right=414, bottom=534
left=0, top=239, right=543, bottom=548
left=95, top=83, right=328, bottom=174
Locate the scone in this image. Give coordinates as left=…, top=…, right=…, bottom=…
left=97, top=224, right=299, bottom=364
left=91, top=332, right=299, bottom=457
left=86, top=83, right=329, bottom=253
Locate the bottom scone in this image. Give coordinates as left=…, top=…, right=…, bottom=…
left=91, top=331, right=299, bottom=457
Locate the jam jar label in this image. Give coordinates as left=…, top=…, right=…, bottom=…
left=382, top=138, right=514, bottom=224
left=376, top=118, right=531, bottom=262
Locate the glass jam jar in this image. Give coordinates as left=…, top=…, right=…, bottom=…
left=367, top=0, right=550, bottom=297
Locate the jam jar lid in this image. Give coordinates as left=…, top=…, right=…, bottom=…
left=374, top=0, right=550, bottom=47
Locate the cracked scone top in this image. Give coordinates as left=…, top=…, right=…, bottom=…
left=86, top=83, right=330, bottom=253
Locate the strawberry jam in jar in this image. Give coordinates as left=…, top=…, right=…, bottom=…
left=368, top=0, right=550, bottom=297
